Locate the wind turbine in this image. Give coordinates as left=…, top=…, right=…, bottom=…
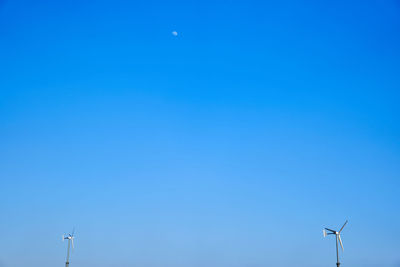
left=62, top=229, right=75, bottom=267
left=323, top=220, right=348, bottom=267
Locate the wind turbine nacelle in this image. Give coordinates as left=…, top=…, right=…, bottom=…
left=323, top=229, right=327, bottom=237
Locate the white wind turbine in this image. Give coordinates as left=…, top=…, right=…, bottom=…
left=62, top=228, right=75, bottom=267
left=323, top=220, right=348, bottom=267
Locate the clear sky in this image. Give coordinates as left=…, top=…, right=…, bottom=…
left=0, top=1, right=399, bottom=267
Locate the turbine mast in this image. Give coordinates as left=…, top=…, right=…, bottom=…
left=335, top=234, right=340, bottom=267
left=66, top=238, right=71, bottom=267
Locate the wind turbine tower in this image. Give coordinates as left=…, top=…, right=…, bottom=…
left=62, top=229, right=75, bottom=267
left=323, top=220, right=348, bottom=267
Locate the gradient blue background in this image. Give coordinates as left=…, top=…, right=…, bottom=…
left=1, top=1, right=400, bottom=266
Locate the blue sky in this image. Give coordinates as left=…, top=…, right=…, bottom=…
left=0, top=1, right=400, bottom=266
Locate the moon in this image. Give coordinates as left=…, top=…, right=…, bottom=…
left=172, top=31, right=178, bottom=36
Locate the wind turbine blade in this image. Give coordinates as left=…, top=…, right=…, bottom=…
left=62, top=235, right=64, bottom=242
left=338, top=234, right=344, bottom=251
left=71, top=238, right=74, bottom=249
left=72, top=227, right=75, bottom=236
left=325, top=228, right=336, bottom=233
left=339, top=220, right=348, bottom=233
